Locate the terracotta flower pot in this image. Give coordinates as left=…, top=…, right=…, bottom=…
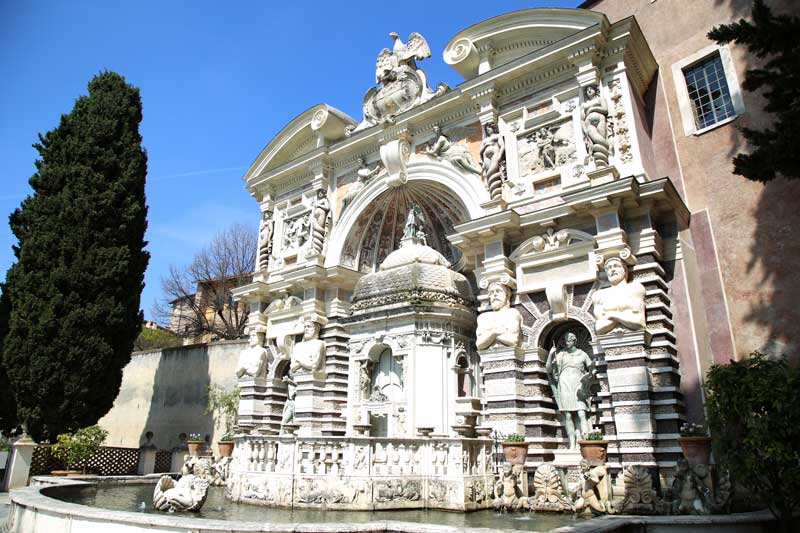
left=217, top=441, right=234, bottom=458
left=187, top=440, right=204, bottom=457
left=678, top=436, right=712, bottom=465
left=50, top=470, right=81, bottom=477
left=578, top=440, right=609, bottom=462
left=501, top=442, right=529, bottom=466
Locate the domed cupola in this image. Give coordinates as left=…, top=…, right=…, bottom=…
left=351, top=205, right=474, bottom=314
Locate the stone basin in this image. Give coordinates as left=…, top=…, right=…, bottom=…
left=4, top=476, right=776, bottom=533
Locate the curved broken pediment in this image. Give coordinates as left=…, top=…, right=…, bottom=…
left=444, top=8, right=607, bottom=80
left=244, top=104, right=356, bottom=186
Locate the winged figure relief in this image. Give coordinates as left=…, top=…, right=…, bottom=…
left=347, top=31, right=446, bottom=136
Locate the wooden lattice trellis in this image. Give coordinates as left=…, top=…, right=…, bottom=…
left=29, top=445, right=141, bottom=476
left=154, top=450, right=172, bottom=473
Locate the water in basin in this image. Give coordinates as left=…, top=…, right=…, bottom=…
left=53, top=484, right=587, bottom=531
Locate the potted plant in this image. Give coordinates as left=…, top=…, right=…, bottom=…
left=501, top=434, right=529, bottom=466
left=578, top=430, right=608, bottom=462
left=206, top=385, right=240, bottom=457
left=186, top=433, right=205, bottom=456
left=50, top=425, right=108, bottom=475
left=677, top=422, right=711, bottom=465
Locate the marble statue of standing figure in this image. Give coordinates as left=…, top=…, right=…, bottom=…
left=359, top=361, right=371, bottom=399
left=476, top=281, right=522, bottom=350
left=309, top=189, right=330, bottom=254
left=289, top=315, right=327, bottom=374
left=425, top=126, right=481, bottom=175
left=280, top=375, right=297, bottom=428
left=591, top=256, right=646, bottom=335
left=581, top=84, right=610, bottom=167
left=256, top=211, right=273, bottom=271
left=236, top=330, right=271, bottom=379
left=402, top=204, right=426, bottom=241
left=546, top=331, right=594, bottom=448
left=480, top=122, right=506, bottom=200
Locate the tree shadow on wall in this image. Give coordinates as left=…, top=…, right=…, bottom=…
left=711, top=0, right=800, bottom=359
left=139, top=344, right=212, bottom=451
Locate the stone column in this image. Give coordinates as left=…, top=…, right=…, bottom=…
left=2, top=436, right=35, bottom=490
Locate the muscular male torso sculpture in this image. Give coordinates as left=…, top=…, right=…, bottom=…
left=476, top=282, right=522, bottom=350
left=592, top=257, right=646, bottom=335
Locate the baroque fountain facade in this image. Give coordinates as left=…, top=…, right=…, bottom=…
left=226, top=8, right=696, bottom=513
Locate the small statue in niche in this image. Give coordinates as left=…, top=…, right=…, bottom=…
left=546, top=331, right=595, bottom=449
left=280, top=375, right=296, bottom=428
left=309, top=189, right=330, bottom=255
left=236, top=329, right=271, bottom=379
left=425, top=125, right=481, bottom=175
left=581, top=84, right=610, bottom=167
left=289, top=315, right=327, bottom=374
left=476, top=280, right=523, bottom=350
left=153, top=474, right=210, bottom=512
left=256, top=210, right=273, bottom=271
left=359, top=360, right=371, bottom=399
left=480, top=122, right=506, bottom=200
left=591, top=256, right=646, bottom=335
left=343, top=158, right=382, bottom=210
left=574, top=460, right=612, bottom=514
left=402, top=204, right=426, bottom=241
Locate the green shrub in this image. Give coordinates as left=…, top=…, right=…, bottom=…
left=504, top=433, right=525, bottom=443
left=705, top=353, right=800, bottom=530
left=585, top=430, right=604, bottom=441
left=133, top=326, right=182, bottom=351
left=206, top=386, right=240, bottom=441
left=51, top=425, right=108, bottom=472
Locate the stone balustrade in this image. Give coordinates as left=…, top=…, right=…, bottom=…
left=228, top=435, right=496, bottom=510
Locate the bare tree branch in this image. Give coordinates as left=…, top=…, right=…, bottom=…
left=153, top=222, right=257, bottom=340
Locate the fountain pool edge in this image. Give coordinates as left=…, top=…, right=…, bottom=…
left=5, top=476, right=775, bottom=533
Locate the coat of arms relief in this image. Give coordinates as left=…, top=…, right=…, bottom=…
left=346, top=32, right=449, bottom=136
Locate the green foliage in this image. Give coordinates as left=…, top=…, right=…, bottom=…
left=0, top=435, right=10, bottom=451
left=708, top=0, right=800, bottom=181
left=187, top=432, right=202, bottom=442
left=0, top=285, right=19, bottom=435
left=585, top=430, right=604, bottom=441
left=133, top=326, right=182, bottom=351
left=1, top=71, right=149, bottom=442
left=51, top=425, right=108, bottom=472
left=504, top=433, right=525, bottom=443
left=206, top=385, right=239, bottom=440
left=705, top=353, right=800, bottom=527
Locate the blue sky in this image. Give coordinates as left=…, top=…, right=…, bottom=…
left=0, top=1, right=576, bottom=320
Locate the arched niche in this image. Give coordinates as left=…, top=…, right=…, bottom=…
left=325, top=160, right=489, bottom=270
left=541, top=319, right=594, bottom=356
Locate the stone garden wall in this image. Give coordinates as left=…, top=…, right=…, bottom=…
left=98, top=339, right=245, bottom=451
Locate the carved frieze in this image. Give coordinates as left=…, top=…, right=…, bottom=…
left=518, top=120, right=577, bottom=177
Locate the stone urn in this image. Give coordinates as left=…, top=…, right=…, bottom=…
left=187, top=440, right=204, bottom=457
left=501, top=441, right=529, bottom=466
left=678, top=436, right=712, bottom=465
left=217, top=441, right=234, bottom=458
left=578, top=439, right=609, bottom=462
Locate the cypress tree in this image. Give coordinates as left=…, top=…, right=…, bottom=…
left=0, top=285, right=18, bottom=435
left=708, top=0, right=800, bottom=181
left=2, top=71, right=149, bottom=442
